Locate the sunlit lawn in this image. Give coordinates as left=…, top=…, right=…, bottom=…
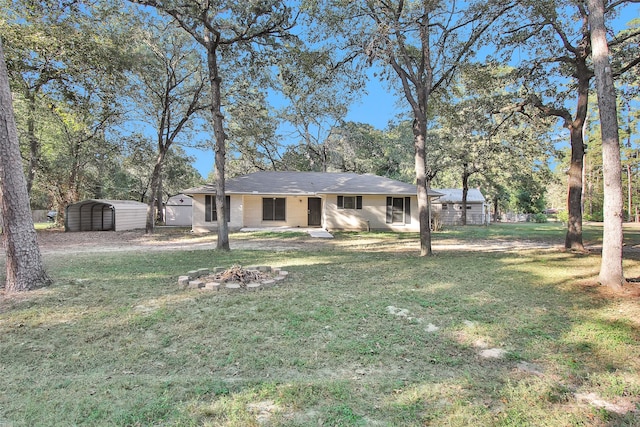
left=0, top=223, right=639, bottom=426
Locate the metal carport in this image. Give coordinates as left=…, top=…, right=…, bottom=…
left=65, top=199, right=148, bottom=232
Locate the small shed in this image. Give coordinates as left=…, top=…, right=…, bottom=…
left=433, top=189, right=489, bottom=225
left=65, top=199, right=148, bottom=232
left=164, top=194, right=192, bottom=226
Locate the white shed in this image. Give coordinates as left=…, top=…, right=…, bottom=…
left=164, top=194, right=192, bottom=226
left=65, top=199, right=148, bottom=232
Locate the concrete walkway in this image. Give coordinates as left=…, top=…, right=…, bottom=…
left=307, top=229, right=334, bottom=238
left=240, top=227, right=334, bottom=239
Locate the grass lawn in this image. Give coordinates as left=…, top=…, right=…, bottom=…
left=1, top=223, right=639, bottom=426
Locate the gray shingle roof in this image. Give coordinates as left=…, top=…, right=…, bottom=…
left=183, top=171, right=443, bottom=197
left=434, top=188, right=486, bottom=203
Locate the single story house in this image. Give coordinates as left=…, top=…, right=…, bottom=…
left=164, top=193, right=192, bottom=226
left=65, top=199, right=148, bottom=232
left=432, top=188, right=489, bottom=225
left=182, top=171, right=443, bottom=233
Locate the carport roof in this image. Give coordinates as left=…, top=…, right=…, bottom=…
left=183, top=171, right=443, bottom=197
left=434, top=189, right=486, bottom=203
left=67, top=199, right=148, bottom=209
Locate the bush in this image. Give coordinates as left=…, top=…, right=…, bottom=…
left=584, top=211, right=604, bottom=222
left=532, top=213, right=548, bottom=223
left=557, top=211, right=568, bottom=225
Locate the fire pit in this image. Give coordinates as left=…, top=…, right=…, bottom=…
left=177, top=265, right=288, bottom=292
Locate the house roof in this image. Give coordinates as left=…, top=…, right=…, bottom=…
left=434, top=188, right=486, bottom=203
left=183, top=171, right=443, bottom=197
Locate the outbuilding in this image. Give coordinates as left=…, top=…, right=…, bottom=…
left=164, top=194, right=193, bottom=226
left=432, top=189, right=489, bottom=225
left=65, top=199, right=148, bottom=232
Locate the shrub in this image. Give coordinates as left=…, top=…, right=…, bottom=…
left=532, top=213, right=548, bottom=223
left=556, top=210, right=568, bottom=225
left=584, top=211, right=604, bottom=222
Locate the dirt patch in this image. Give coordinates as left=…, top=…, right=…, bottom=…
left=27, top=228, right=317, bottom=256
left=16, top=227, right=640, bottom=266
left=574, top=278, right=640, bottom=300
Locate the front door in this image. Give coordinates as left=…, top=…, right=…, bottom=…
left=307, top=198, right=322, bottom=226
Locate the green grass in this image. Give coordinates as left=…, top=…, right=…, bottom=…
left=1, top=223, right=639, bottom=426
left=34, top=222, right=57, bottom=230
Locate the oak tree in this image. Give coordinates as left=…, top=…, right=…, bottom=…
left=130, top=0, right=296, bottom=250
left=498, top=0, right=640, bottom=250
left=127, top=17, right=209, bottom=233
left=334, top=0, right=518, bottom=255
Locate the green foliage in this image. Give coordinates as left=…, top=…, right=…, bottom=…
left=515, top=183, right=547, bottom=214
left=429, top=63, right=557, bottom=213
left=532, top=213, right=548, bottom=223
left=584, top=211, right=604, bottom=222
left=1, top=0, right=145, bottom=210
left=556, top=210, right=569, bottom=224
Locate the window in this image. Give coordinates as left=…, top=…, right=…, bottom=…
left=392, top=197, right=404, bottom=223
left=386, top=197, right=411, bottom=224
left=205, top=195, right=231, bottom=222
left=337, top=195, right=363, bottom=209
left=263, top=198, right=286, bottom=221
left=466, top=205, right=472, bottom=210
left=442, top=204, right=448, bottom=210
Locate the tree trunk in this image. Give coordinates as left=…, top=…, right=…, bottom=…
left=146, top=154, right=164, bottom=234
left=0, top=39, right=52, bottom=292
left=564, top=56, right=592, bottom=251
left=462, top=165, right=469, bottom=226
left=413, top=119, right=432, bottom=256
left=205, top=35, right=229, bottom=251
left=588, top=0, right=625, bottom=290
left=627, top=164, right=632, bottom=222
left=565, top=124, right=586, bottom=250
left=156, top=175, right=164, bottom=224
left=530, top=55, right=590, bottom=250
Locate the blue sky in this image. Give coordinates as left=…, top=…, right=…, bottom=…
left=187, top=75, right=404, bottom=178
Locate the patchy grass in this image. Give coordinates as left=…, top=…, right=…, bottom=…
left=0, top=223, right=639, bottom=426
left=234, top=230, right=312, bottom=240
left=334, top=221, right=640, bottom=248
left=437, top=221, right=605, bottom=245
left=34, top=222, right=57, bottom=230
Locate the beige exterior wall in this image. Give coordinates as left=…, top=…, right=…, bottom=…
left=191, top=194, right=316, bottom=232
left=324, top=194, right=420, bottom=232
left=191, top=194, right=206, bottom=232
left=190, top=193, right=427, bottom=232
left=230, top=197, right=243, bottom=229
left=242, top=195, right=312, bottom=228
left=191, top=194, right=244, bottom=233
